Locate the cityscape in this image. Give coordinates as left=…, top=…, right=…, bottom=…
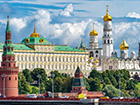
left=0, top=0, right=140, bottom=105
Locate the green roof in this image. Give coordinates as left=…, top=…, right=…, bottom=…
left=21, top=37, right=51, bottom=45
left=13, top=44, right=34, bottom=50
left=0, top=43, right=34, bottom=50
left=75, top=66, right=82, bottom=73
left=55, top=45, right=85, bottom=52
left=72, top=78, right=85, bottom=87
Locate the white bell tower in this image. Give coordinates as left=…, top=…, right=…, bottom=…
left=102, top=5, right=113, bottom=58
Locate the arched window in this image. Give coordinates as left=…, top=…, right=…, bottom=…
left=95, top=50, right=98, bottom=53
left=89, top=51, right=94, bottom=58
left=9, top=77, right=11, bottom=80
left=104, top=40, right=106, bottom=44
left=108, top=40, right=110, bottom=44
left=111, top=40, right=113, bottom=44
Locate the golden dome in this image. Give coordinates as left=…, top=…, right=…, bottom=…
left=120, top=38, right=129, bottom=50
left=90, top=23, right=98, bottom=36
left=30, top=28, right=40, bottom=37
left=103, top=5, right=112, bottom=21
left=95, top=59, right=99, bottom=63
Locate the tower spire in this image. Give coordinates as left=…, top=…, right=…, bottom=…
left=6, top=16, right=11, bottom=32
left=106, top=5, right=109, bottom=14
left=34, top=15, right=36, bottom=33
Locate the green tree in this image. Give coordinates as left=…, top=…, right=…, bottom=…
left=104, top=77, right=112, bottom=85
left=54, top=77, right=64, bottom=92
left=88, top=77, right=101, bottom=91
left=89, top=70, right=102, bottom=80
left=31, top=87, right=39, bottom=94
left=31, top=68, right=47, bottom=84
left=110, top=76, right=118, bottom=87
left=40, top=82, right=46, bottom=94
left=103, top=85, right=120, bottom=98
left=23, top=69, right=33, bottom=83
left=18, top=72, right=31, bottom=94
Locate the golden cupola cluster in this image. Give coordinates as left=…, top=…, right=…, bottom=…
left=103, top=5, right=112, bottom=21
left=30, top=16, right=40, bottom=37
left=120, top=38, right=129, bottom=50
left=90, top=23, right=98, bottom=36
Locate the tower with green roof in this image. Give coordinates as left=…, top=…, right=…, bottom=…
left=71, top=66, right=86, bottom=94
left=0, top=16, right=19, bottom=97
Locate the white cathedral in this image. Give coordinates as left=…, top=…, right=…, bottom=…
left=85, top=5, right=140, bottom=77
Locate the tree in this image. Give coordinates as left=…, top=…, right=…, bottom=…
left=18, top=72, right=31, bottom=94
left=88, top=77, right=102, bottom=91
left=31, top=87, right=39, bottom=94
left=31, top=68, right=47, bottom=84
left=54, top=77, right=64, bottom=92
left=104, top=77, right=112, bottom=85
left=40, top=82, right=46, bottom=94
left=89, top=70, right=102, bottom=80
left=103, top=85, right=120, bottom=98
left=23, top=69, right=33, bottom=83
left=110, top=76, right=118, bottom=87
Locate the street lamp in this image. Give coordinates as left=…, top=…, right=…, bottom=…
left=37, top=74, right=41, bottom=96
left=1, top=74, right=6, bottom=97
left=118, top=73, right=122, bottom=98
left=51, top=73, right=55, bottom=98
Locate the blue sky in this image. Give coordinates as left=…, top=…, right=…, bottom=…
left=0, top=0, right=140, bottom=56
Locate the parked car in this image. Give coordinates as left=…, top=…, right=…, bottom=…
left=112, top=97, right=124, bottom=99
left=37, top=95, right=45, bottom=98
left=26, top=94, right=37, bottom=98
left=100, top=96, right=109, bottom=99
left=0, top=95, right=6, bottom=98
left=44, top=92, right=52, bottom=97
left=61, top=96, right=69, bottom=98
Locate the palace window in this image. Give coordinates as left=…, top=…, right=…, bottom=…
left=55, top=57, right=57, bottom=62
left=63, top=57, right=65, bottom=62
left=44, top=56, right=46, bottom=61
left=59, top=57, right=61, bottom=62
left=40, top=56, right=42, bottom=61
left=48, top=56, right=50, bottom=61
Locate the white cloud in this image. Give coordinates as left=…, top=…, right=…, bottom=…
left=126, top=12, right=140, bottom=19
left=10, top=17, right=29, bottom=32
left=59, top=4, right=73, bottom=17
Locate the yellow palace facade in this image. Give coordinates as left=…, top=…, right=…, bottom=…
left=0, top=25, right=89, bottom=76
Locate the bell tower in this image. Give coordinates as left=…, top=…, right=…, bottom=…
left=102, top=5, right=113, bottom=58
left=0, top=16, right=19, bottom=97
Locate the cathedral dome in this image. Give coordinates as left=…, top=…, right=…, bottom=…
left=103, top=5, right=112, bottom=21
left=120, top=38, right=129, bottom=50
left=90, top=23, right=98, bottom=36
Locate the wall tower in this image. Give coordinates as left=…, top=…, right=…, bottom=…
left=0, top=16, right=19, bottom=97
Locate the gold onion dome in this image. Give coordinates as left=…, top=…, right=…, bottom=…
left=103, top=5, right=112, bottom=21
left=30, top=28, right=40, bottom=37
left=120, top=38, right=129, bottom=50
left=90, top=23, right=98, bottom=36
left=95, top=59, right=99, bottom=63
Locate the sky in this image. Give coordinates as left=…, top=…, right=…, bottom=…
left=0, top=0, right=140, bottom=56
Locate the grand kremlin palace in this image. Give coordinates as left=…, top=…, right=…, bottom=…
left=0, top=26, right=89, bottom=76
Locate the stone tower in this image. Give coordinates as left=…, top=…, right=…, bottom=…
left=0, top=16, right=19, bottom=97
left=102, top=5, right=114, bottom=58
left=89, top=23, right=98, bottom=49
left=71, top=66, right=86, bottom=94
